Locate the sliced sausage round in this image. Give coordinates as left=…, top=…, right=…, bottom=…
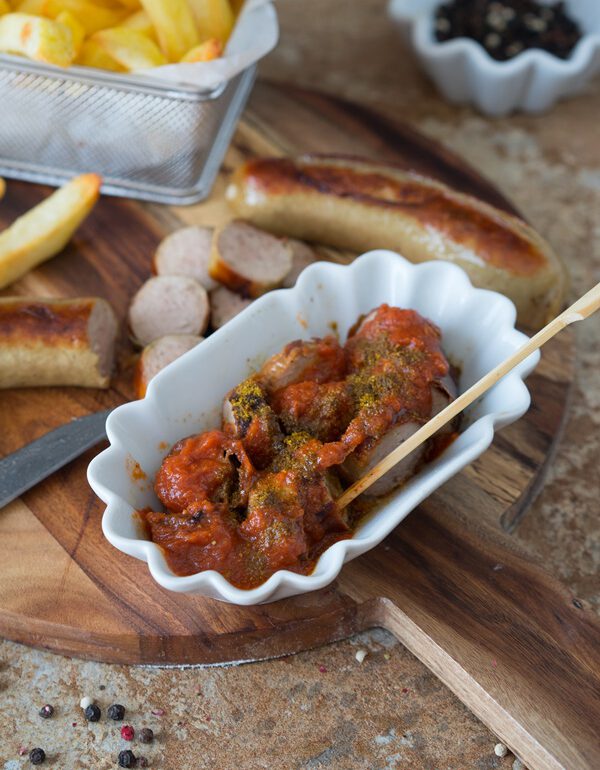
left=209, top=220, right=292, bottom=298
left=210, top=285, right=252, bottom=329
left=128, top=275, right=210, bottom=347
left=135, top=333, right=203, bottom=398
left=153, top=225, right=218, bottom=291
left=282, top=239, right=317, bottom=288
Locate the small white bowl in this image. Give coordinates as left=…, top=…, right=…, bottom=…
left=389, top=0, right=600, bottom=116
left=88, top=252, right=539, bottom=605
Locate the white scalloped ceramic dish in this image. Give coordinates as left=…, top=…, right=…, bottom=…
left=389, top=0, right=600, bottom=116
left=88, top=251, right=539, bottom=605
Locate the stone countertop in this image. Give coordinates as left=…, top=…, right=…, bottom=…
left=1, top=1, right=599, bottom=768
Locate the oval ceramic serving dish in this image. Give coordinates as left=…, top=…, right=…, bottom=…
left=389, top=0, right=600, bottom=116
left=88, top=251, right=539, bottom=605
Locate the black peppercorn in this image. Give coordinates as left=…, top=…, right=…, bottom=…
left=138, top=727, right=154, bottom=744
left=118, top=749, right=136, bottom=768
left=84, top=703, right=101, bottom=722
left=29, top=748, right=46, bottom=765
left=39, top=704, right=54, bottom=719
left=107, top=703, right=126, bottom=721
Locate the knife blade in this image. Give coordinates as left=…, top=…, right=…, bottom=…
left=0, top=409, right=112, bottom=510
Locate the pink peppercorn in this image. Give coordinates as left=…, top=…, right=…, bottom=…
left=318, top=665, right=327, bottom=673
left=120, top=725, right=135, bottom=741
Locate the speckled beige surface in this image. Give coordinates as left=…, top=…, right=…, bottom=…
left=1, top=1, right=599, bottom=767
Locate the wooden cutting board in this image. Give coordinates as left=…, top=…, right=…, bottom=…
left=1, top=81, right=599, bottom=770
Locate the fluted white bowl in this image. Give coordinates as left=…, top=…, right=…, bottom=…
left=88, top=251, right=539, bottom=604
left=389, top=0, right=600, bottom=115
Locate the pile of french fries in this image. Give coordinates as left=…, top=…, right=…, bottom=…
left=0, top=0, right=242, bottom=73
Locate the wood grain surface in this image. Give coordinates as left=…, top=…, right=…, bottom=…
left=0, top=81, right=598, bottom=770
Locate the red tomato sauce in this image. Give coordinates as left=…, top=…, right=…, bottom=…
left=140, top=305, right=457, bottom=589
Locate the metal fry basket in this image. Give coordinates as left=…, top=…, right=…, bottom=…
left=0, top=54, right=256, bottom=205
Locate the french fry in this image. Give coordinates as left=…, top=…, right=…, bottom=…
left=17, top=0, right=127, bottom=35
left=0, top=12, right=75, bottom=66
left=91, top=26, right=166, bottom=70
left=181, top=37, right=222, bottom=63
left=230, top=0, right=244, bottom=14
left=121, top=8, right=155, bottom=40
left=0, top=0, right=11, bottom=15
left=116, top=0, right=140, bottom=9
left=0, top=177, right=5, bottom=201
left=55, top=9, right=83, bottom=52
left=139, top=0, right=198, bottom=62
left=0, top=174, right=102, bottom=290
left=187, top=0, right=234, bottom=43
left=76, top=37, right=124, bottom=70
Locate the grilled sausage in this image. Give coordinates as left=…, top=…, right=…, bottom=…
left=226, top=155, right=567, bottom=329
left=209, top=285, right=252, bottom=329
left=128, top=275, right=209, bottom=346
left=134, top=333, right=202, bottom=399
left=0, top=297, right=117, bottom=388
left=153, top=225, right=218, bottom=291
left=209, top=219, right=292, bottom=298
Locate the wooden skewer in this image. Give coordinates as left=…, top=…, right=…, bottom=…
left=337, top=281, right=600, bottom=510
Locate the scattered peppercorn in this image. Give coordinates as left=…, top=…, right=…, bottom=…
left=39, top=704, right=54, bottom=719
left=150, top=708, right=165, bottom=717
left=118, top=749, right=136, bottom=768
left=84, top=703, right=101, bottom=722
left=138, top=728, right=154, bottom=744
left=80, top=696, right=93, bottom=709
left=494, top=743, right=508, bottom=757
left=121, top=725, right=135, bottom=741
left=434, top=0, right=582, bottom=61
left=108, top=704, right=126, bottom=721
left=29, top=748, right=46, bottom=765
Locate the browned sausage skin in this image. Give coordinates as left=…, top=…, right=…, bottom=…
left=0, top=297, right=117, bottom=388
left=226, top=155, right=567, bottom=329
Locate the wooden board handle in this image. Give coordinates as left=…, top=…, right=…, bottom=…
left=337, top=282, right=600, bottom=509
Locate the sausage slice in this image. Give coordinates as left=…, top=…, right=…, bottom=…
left=0, top=297, right=117, bottom=389
left=282, top=239, right=317, bottom=288
left=209, top=285, right=252, bottom=329
left=135, top=334, right=203, bottom=399
left=128, top=275, right=209, bottom=346
left=153, top=225, right=218, bottom=291
left=341, top=378, right=456, bottom=496
left=209, top=220, right=292, bottom=298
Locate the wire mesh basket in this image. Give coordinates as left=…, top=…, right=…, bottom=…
left=0, top=54, right=256, bottom=205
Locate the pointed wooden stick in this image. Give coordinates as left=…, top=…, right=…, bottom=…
left=337, top=281, right=600, bottom=509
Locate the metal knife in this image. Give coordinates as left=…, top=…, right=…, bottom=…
left=0, top=409, right=112, bottom=510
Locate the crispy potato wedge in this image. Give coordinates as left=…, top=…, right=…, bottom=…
left=0, top=173, right=102, bottom=290
left=55, top=9, right=83, bottom=52
left=91, top=26, right=166, bottom=69
left=188, top=0, right=234, bottom=43
left=0, top=0, right=11, bottom=15
left=17, top=0, right=127, bottom=34
left=181, top=37, right=222, bottom=63
left=0, top=177, right=5, bottom=201
left=76, top=37, right=124, bottom=70
left=0, top=12, right=75, bottom=65
left=139, top=0, right=198, bottom=61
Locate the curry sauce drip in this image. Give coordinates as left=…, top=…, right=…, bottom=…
left=140, top=304, right=455, bottom=589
